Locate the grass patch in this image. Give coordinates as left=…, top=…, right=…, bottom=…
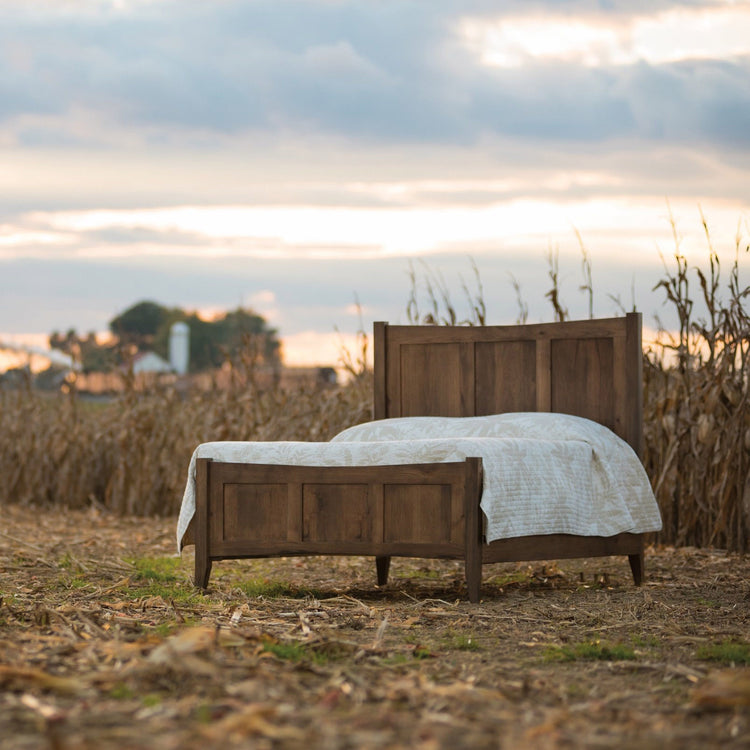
left=122, top=556, right=202, bottom=603
left=696, top=597, right=720, bottom=609
left=57, top=552, right=80, bottom=571
left=130, top=556, right=181, bottom=583
left=263, top=641, right=308, bottom=661
left=380, top=653, right=411, bottom=666
left=236, top=578, right=324, bottom=600
left=262, top=640, right=328, bottom=665
left=442, top=632, right=481, bottom=651
left=195, top=704, right=214, bottom=724
left=485, top=570, right=533, bottom=587
left=141, top=694, right=162, bottom=708
left=696, top=640, right=750, bottom=665
left=129, top=581, right=202, bottom=604
left=565, top=682, right=588, bottom=700
left=631, top=634, right=661, bottom=649
left=151, top=622, right=183, bottom=637
left=543, top=640, right=636, bottom=662
left=110, top=682, right=135, bottom=700
left=395, top=568, right=441, bottom=581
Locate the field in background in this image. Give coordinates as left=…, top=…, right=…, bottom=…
left=0, top=349, right=372, bottom=519
left=640, top=235, right=749, bottom=551
left=1, top=228, right=748, bottom=551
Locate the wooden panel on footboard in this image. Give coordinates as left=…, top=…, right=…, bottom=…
left=194, top=457, right=484, bottom=597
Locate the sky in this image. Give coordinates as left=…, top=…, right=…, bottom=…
left=1, top=0, right=749, bottom=368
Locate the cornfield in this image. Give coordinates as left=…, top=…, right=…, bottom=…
left=1, top=233, right=748, bottom=552
left=0, top=344, right=372, bottom=520
left=642, top=234, right=750, bottom=552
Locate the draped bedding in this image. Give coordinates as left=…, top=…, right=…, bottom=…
left=177, top=412, right=661, bottom=553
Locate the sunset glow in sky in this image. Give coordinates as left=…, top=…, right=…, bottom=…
left=1, top=0, right=749, bottom=367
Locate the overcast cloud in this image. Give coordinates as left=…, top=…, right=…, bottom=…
left=1, top=0, right=749, bottom=364
left=2, top=1, right=749, bottom=149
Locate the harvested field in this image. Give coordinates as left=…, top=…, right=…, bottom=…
left=1, top=504, right=749, bottom=749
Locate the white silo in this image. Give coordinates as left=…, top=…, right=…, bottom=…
left=169, top=322, right=190, bottom=375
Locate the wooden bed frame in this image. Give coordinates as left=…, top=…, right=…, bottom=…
left=192, top=313, right=645, bottom=602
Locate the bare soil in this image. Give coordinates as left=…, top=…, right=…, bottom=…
left=1, top=504, right=749, bottom=749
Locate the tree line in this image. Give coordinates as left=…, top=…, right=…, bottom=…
left=49, top=300, right=281, bottom=374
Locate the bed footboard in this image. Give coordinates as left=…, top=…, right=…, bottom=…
left=194, top=457, right=484, bottom=601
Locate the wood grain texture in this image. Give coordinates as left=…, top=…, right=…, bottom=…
left=463, top=457, right=483, bottom=603
left=194, top=458, right=212, bottom=589
left=475, top=340, right=536, bottom=414
left=375, top=314, right=641, bottom=452
left=373, top=321, right=387, bottom=421
left=383, top=483, right=453, bottom=544
left=625, top=312, right=644, bottom=457
left=302, top=483, right=373, bottom=542
left=535, top=338, right=551, bottom=412
left=398, top=343, right=465, bottom=416
left=207, top=461, right=471, bottom=559
left=550, top=337, right=614, bottom=427
left=222, top=483, right=287, bottom=541
left=482, top=532, right=644, bottom=564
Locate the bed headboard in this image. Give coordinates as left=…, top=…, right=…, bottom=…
left=373, top=312, right=643, bottom=456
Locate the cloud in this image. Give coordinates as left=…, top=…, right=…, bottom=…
left=2, top=199, right=743, bottom=339
left=461, top=4, right=750, bottom=68
left=0, top=0, right=748, bottom=151
left=0, top=252, right=414, bottom=338
left=1, top=0, right=748, bottom=355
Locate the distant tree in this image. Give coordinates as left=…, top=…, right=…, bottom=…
left=49, top=329, right=79, bottom=354
left=80, top=341, right=118, bottom=373
left=179, top=314, right=216, bottom=372
left=144, top=304, right=281, bottom=373
left=109, top=301, right=169, bottom=348
left=182, top=308, right=281, bottom=373
left=216, top=308, right=281, bottom=367
left=50, top=329, right=119, bottom=372
left=48, top=304, right=282, bottom=375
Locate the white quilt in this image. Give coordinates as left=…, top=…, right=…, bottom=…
left=177, top=413, right=662, bottom=552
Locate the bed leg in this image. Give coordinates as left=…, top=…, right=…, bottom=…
left=195, top=558, right=212, bottom=589
left=465, top=557, right=481, bottom=604
left=464, top=457, right=483, bottom=604
left=376, top=556, right=391, bottom=586
left=194, top=457, right=212, bottom=590
left=628, top=553, right=644, bottom=586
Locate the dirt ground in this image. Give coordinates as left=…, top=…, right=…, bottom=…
left=1, top=504, right=749, bottom=750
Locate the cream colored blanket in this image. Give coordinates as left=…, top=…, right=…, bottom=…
left=177, top=413, right=661, bottom=552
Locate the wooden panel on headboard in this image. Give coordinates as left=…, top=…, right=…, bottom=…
left=475, top=339, right=537, bottom=414
left=550, top=337, right=615, bottom=425
left=373, top=313, right=643, bottom=456
left=397, top=343, right=473, bottom=417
